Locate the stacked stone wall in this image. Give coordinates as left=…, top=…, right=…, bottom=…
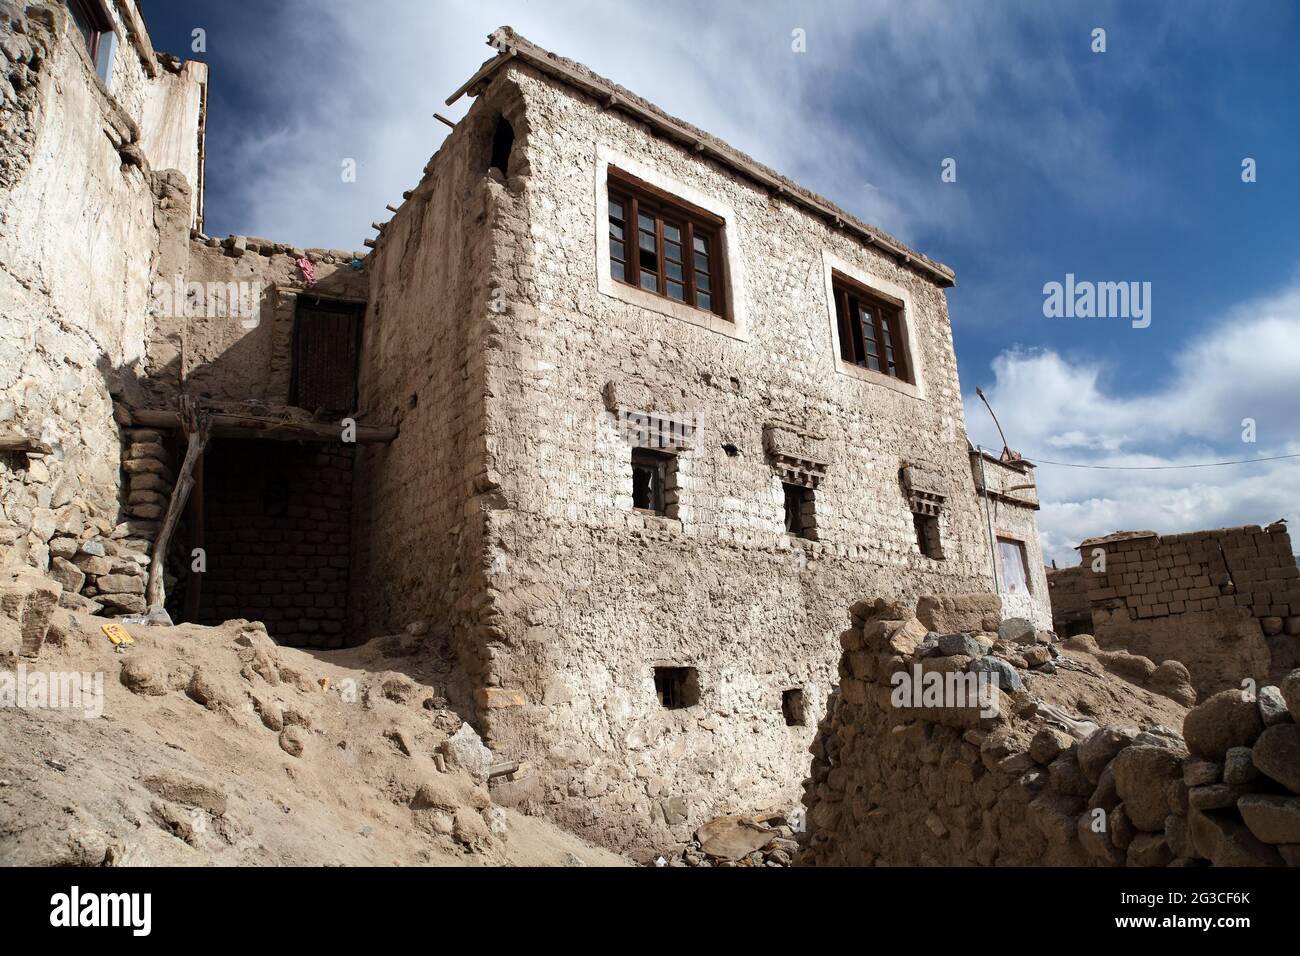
left=799, top=594, right=1300, bottom=867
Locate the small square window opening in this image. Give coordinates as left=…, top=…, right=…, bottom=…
left=632, top=448, right=677, bottom=517
left=913, top=512, right=944, bottom=559
left=654, top=666, right=699, bottom=710
left=783, top=483, right=816, bottom=540
left=782, top=688, right=806, bottom=727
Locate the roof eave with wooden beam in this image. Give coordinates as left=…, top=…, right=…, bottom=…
left=447, top=27, right=956, bottom=289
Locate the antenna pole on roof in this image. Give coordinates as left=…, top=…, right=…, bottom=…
left=975, top=387, right=1016, bottom=462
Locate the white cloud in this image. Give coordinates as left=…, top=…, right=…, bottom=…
left=199, top=0, right=1193, bottom=250
left=966, top=277, right=1300, bottom=565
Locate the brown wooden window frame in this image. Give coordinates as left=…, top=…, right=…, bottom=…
left=607, top=171, right=727, bottom=320
left=831, top=272, right=911, bottom=382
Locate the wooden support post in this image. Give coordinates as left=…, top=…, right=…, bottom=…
left=181, top=448, right=205, bottom=624
left=146, top=407, right=210, bottom=615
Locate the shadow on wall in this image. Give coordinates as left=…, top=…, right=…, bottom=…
left=79, top=260, right=378, bottom=649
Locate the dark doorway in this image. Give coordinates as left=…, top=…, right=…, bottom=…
left=290, top=297, right=364, bottom=413
left=193, top=438, right=354, bottom=647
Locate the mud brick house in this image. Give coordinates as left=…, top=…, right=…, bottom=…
left=0, top=4, right=1051, bottom=852
left=1047, top=524, right=1300, bottom=701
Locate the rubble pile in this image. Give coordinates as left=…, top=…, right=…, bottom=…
left=0, top=570, right=625, bottom=866
left=659, top=812, right=800, bottom=867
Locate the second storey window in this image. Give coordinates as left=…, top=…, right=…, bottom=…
left=67, top=0, right=116, bottom=83
left=832, top=274, right=911, bottom=382
left=608, top=174, right=725, bottom=318
left=998, top=536, right=1031, bottom=595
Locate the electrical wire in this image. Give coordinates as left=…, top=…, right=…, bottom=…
left=1026, top=452, right=1300, bottom=471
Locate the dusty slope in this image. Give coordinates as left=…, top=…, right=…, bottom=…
left=0, top=608, right=626, bottom=867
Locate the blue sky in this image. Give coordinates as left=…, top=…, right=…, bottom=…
left=139, top=1, right=1300, bottom=564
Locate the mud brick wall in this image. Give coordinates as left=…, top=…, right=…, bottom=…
left=1085, top=525, right=1300, bottom=634
left=347, top=86, right=507, bottom=713
left=1046, top=565, right=1092, bottom=637
left=198, top=440, right=354, bottom=647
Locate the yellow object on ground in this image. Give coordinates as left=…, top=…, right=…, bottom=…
left=101, top=623, right=134, bottom=647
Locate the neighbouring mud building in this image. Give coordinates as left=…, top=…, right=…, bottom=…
left=1047, top=525, right=1300, bottom=701
left=1, top=2, right=1053, bottom=852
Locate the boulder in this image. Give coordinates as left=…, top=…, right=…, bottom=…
left=0, top=571, right=62, bottom=657
left=1048, top=751, right=1092, bottom=797
left=1281, top=670, right=1300, bottom=724
left=1088, top=763, right=1120, bottom=812
left=1112, top=745, right=1184, bottom=831
left=1183, top=760, right=1220, bottom=787
left=997, top=617, right=1036, bottom=644
left=1149, top=660, right=1196, bottom=707
left=1101, top=650, right=1156, bottom=683
left=1109, top=802, right=1136, bottom=851
left=1077, top=725, right=1137, bottom=784
left=278, top=726, right=306, bottom=758
left=1183, top=690, right=1263, bottom=760
left=1165, top=814, right=1190, bottom=858
left=97, top=592, right=146, bottom=614
left=695, top=815, right=776, bottom=862
left=936, top=632, right=985, bottom=658
left=1223, top=747, right=1259, bottom=787
left=1237, top=794, right=1300, bottom=845
left=185, top=667, right=241, bottom=712
left=49, top=557, right=85, bottom=594
left=96, top=573, right=144, bottom=595
left=73, top=553, right=112, bottom=577
left=1022, top=645, right=1053, bottom=668
left=968, top=656, right=1023, bottom=693
left=1258, top=686, right=1290, bottom=727
left=440, top=723, right=493, bottom=783
left=119, top=654, right=171, bottom=696
left=1030, top=727, right=1074, bottom=765
left=1126, top=832, right=1173, bottom=867
left=1077, top=810, right=1123, bottom=864
left=916, top=592, right=1001, bottom=634
left=1188, top=809, right=1283, bottom=866
left=1252, top=724, right=1300, bottom=794
left=863, top=616, right=928, bottom=656
left=1188, top=784, right=1245, bottom=811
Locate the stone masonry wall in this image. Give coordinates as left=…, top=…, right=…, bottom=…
left=0, top=3, right=177, bottom=575
left=799, top=594, right=1300, bottom=867
left=970, top=452, right=1050, bottom=628
left=464, top=60, right=1048, bottom=856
